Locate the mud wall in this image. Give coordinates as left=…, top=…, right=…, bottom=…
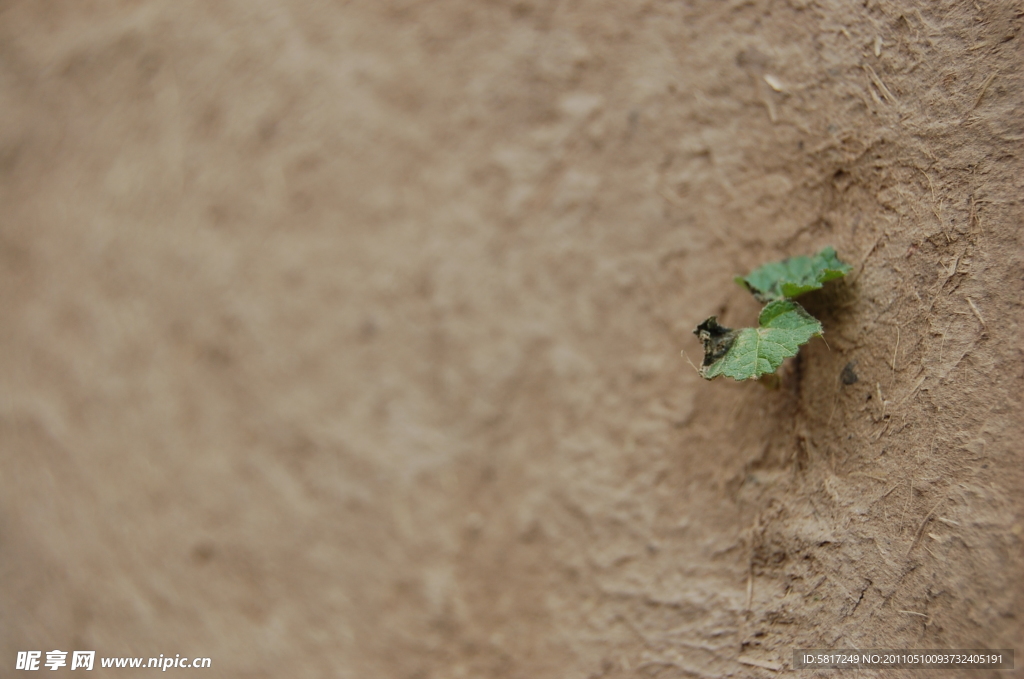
left=1, top=1, right=1022, bottom=677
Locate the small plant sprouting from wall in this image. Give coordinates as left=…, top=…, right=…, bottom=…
left=692, top=247, right=851, bottom=381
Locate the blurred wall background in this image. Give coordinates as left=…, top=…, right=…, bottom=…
left=2, top=1, right=1021, bottom=677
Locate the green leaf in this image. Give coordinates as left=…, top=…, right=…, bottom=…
left=693, top=300, right=823, bottom=380
left=736, top=246, right=852, bottom=302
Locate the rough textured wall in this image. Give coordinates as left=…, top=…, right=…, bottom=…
left=1, top=1, right=1021, bottom=677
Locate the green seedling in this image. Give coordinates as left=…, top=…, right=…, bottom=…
left=693, top=247, right=851, bottom=381
left=737, top=246, right=850, bottom=302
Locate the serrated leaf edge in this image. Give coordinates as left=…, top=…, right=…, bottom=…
left=738, top=246, right=852, bottom=302
left=695, top=301, right=822, bottom=380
